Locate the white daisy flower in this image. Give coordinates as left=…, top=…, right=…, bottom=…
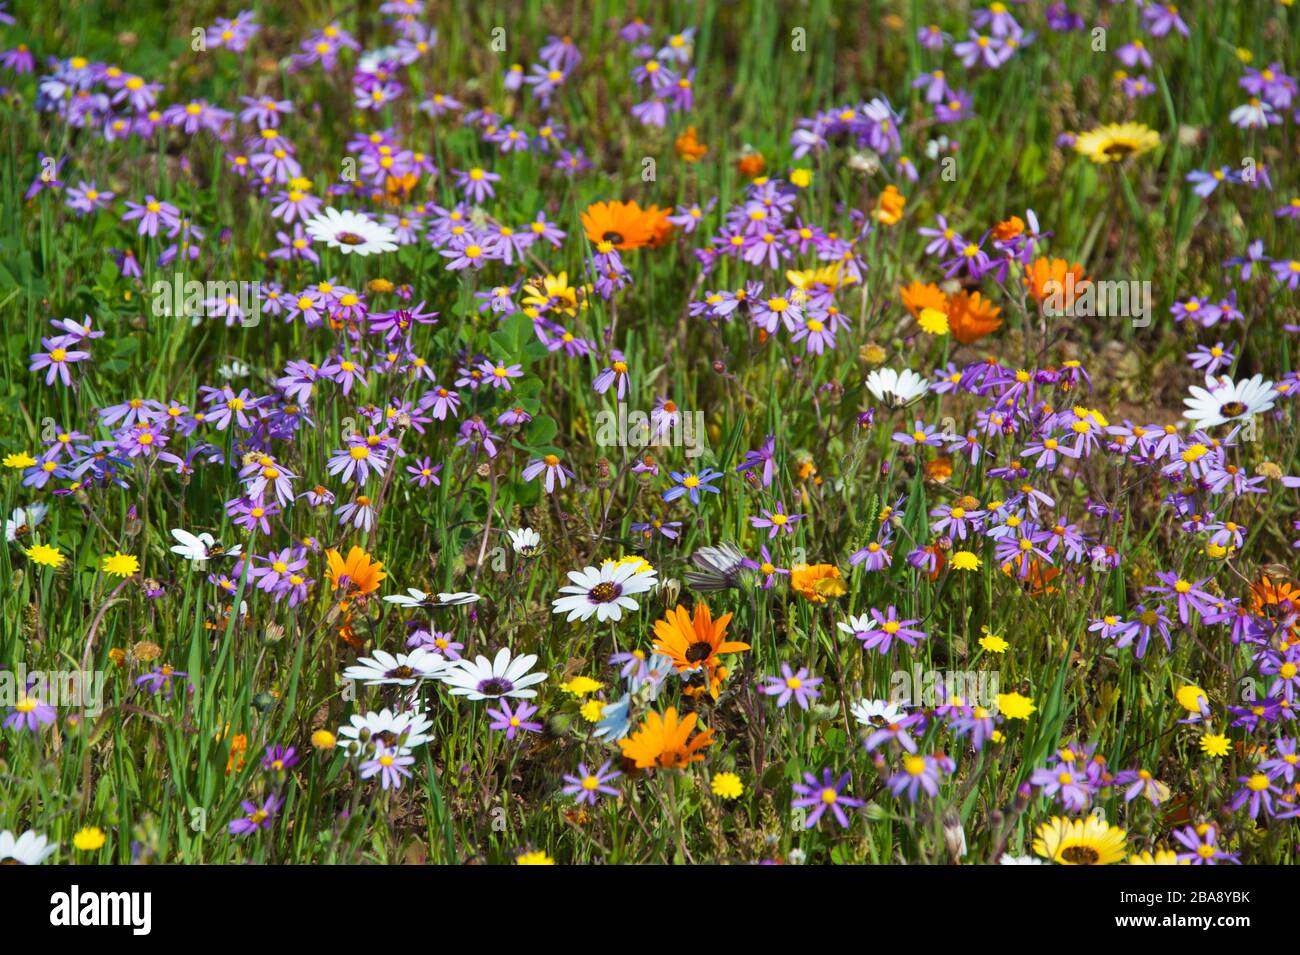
left=341, top=648, right=447, bottom=686
left=998, top=853, right=1046, bottom=865
left=383, top=588, right=481, bottom=609
left=849, top=697, right=910, bottom=728
left=337, top=708, right=434, bottom=754
left=384, top=587, right=432, bottom=608
left=5, top=503, right=47, bottom=542
left=358, top=45, right=404, bottom=73
left=551, top=561, right=658, bottom=623
left=1182, top=373, right=1276, bottom=429
left=847, top=150, right=881, bottom=175
left=169, top=528, right=242, bottom=565
left=865, top=367, right=929, bottom=408
left=304, top=207, right=399, bottom=256
left=442, top=647, right=547, bottom=700
left=1229, top=99, right=1277, bottom=130
left=838, top=614, right=876, bottom=639
left=0, top=828, right=56, bottom=864
left=925, top=136, right=951, bottom=160
left=509, top=527, right=542, bottom=556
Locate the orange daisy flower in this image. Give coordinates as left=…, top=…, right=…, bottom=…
left=325, top=546, right=386, bottom=595
left=384, top=171, right=420, bottom=203
left=226, top=733, right=248, bottom=774
left=991, top=215, right=1025, bottom=242
left=1249, top=575, right=1300, bottom=638
left=581, top=200, right=671, bottom=250
left=1001, top=558, right=1061, bottom=596
left=916, top=544, right=946, bottom=582
left=641, top=203, right=675, bottom=247
left=618, top=707, right=715, bottom=769
left=1249, top=575, right=1300, bottom=613
left=789, top=563, right=845, bottom=603
left=924, top=454, right=955, bottom=483
left=683, top=664, right=729, bottom=700
left=874, top=184, right=906, bottom=225
left=1024, top=256, right=1090, bottom=307
left=653, top=602, right=749, bottom=685
left=736, top=151, right=765, bottom=177
left=337, top=617, right=364, bottom=649
left=674, top=126, right=708, bottom=162
left=947, top=289, right=1003, bottom=344
left=899, top=280, right=948, bottom=319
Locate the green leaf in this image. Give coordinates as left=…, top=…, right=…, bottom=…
left=526, top=414, right=558, bottom=447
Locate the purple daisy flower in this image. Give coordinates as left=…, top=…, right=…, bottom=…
left=760, top=664, right=823, bottom=709
left=562, top=760, right=622, bottom=805
left=359, top=740, right=415, bottom=790
left=487, top=699, right=543, bottom=740
left=228, top=793, right=283, bottom=836
left=792, top=769, right=862, bottom=828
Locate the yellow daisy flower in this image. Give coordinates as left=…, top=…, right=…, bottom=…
left=24, top=543, right=65, bottom=568
left=516, top=850, right=555, bottom=865
left=73, top=826, right=106, bottom=851
left=1128, top=848, right=1187, bottom=865
left=101, top=551, right=140, bottom=577
left=918, top=306, right=950, bottom=335
left=1033, top=814, right=1127, bottom=865
left=979, top=632, right=1008, bottom=653
left=711, top=772, right=744, bottom=799
left=559, top=676, right=604, bottom=697
left=601, top=554, right=654, bottom=575
left=1176, top=684, right=1208, bottom=713
left=996, top=691, right=1036, bottom=720
left=1200, top=733, right=1230, bottom=758
left=1074, top=122, right=1160, bottom=164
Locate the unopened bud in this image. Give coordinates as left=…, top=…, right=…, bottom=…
left=942, top=811, right=967, bottom=860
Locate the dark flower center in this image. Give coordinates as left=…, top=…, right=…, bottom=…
left=601, top=230, right=624, bottom=244
left=336, top=231, right=365, bottom=245
left=477, top=677, right=514, bottom=696
left=685, top=641, right=714, bottom=663
left=1061, top=845, right=1100, bottom=864
left=385, top=665, right=416, bottom=679
left=588, top=581, right=620, bottom=603
left=1219, top=401, right=1246, bottom=418
left=1102, top=141, right=1134, bottom=160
